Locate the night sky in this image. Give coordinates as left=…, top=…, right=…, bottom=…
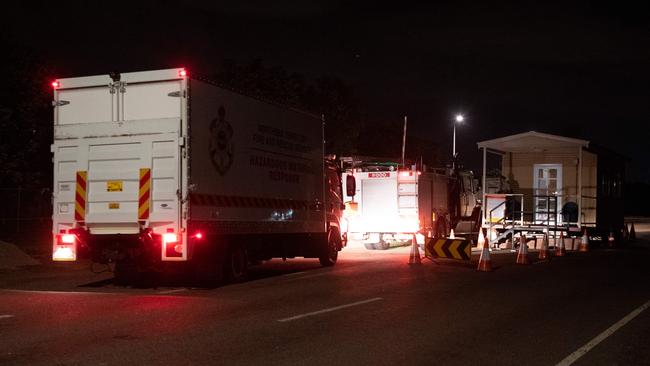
left=4, top=1, right=649, bottom=180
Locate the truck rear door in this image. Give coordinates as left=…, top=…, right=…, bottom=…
left=52, top=69, right=188, bottom=260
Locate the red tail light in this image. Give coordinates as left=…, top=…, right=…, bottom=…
left=163, top=233, right=178, bottom=243
left=179, top=69, right=187, bottom=77
left=51, top=81, right=60, bottom=88
left=53, top=233, right=77, bottom=261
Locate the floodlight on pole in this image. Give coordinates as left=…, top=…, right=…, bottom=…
left=453, top=114, right=464, bottom=169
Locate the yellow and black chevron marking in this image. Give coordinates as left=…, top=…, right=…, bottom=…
left=75, top=171, right=87, bottom=221
left=425, top=238, right=471, bottom=261
left=138, top=168, right=151, bottom=220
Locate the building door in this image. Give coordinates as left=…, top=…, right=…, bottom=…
left=533, top=164, right=562, bottom=224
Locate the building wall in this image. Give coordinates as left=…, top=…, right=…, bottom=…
left=501, top=149, right=596, bottom=225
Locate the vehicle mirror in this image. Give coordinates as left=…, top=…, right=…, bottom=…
left=346, top=175, right=356, bottom=197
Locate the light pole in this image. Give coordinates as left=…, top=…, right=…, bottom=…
left=453, top=114, right=464, bottom=169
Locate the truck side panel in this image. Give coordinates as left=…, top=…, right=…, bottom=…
left=188, top=79, right=325, bottom=235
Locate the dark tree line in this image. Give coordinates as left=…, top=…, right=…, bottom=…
left=0, top=38, right=54, bottom=189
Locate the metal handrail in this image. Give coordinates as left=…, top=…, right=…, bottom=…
left=487, top=193, right=524, bottom=244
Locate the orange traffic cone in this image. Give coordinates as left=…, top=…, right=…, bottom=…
left=477, top=230, right=492, bottom=272
left=608, top=231, right=615, bottom=248
left=623, top=224, right=629, bottom=241
left=449, top=229, right=456, bottom=239
left=555, top=231, right=566, bottom=257
left=516, top=234, right=530, bottom=265
left=538, top=233, right=550, bottom=261
left=408, top=234, right=421, bottom=265
left=629, top=223, right=636, bottom=241
left=579, top=228, right=589, bottom=252
left=477, top=228, right=487, bottom=249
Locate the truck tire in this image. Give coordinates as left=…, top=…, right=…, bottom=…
left=319, top=229, right=340, bottom=266
left=224, top=243, right=248, bottom=283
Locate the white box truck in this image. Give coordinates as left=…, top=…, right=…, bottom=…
left=50, top=68, right=348, bottom=282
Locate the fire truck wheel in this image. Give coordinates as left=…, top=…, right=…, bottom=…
left=320, top=229, right=340, bottom=266
left=225, top=243, right=248, bottom=283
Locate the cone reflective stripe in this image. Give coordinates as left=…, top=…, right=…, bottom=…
left=579, top=228, right=589, bottom=252
left=516, top=234, right=530, bottom=265
left=608, top=231, right=615, bottom=248
left=75, top=171, right=87, bottom=222
left=555, top=231, right=566, bottom=257
left=477, top=230, right=492, bottom=272
left=538, top=233, right=550, bottom=261
left=138, top=168, right=151, bottom=220
left=477, top=228, right=486, bottom=249
left=408, top=234, right=421, bottom=265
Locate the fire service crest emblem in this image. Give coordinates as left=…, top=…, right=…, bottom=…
left=209, top=106, right=234, bottom=176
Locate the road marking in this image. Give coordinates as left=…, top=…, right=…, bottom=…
left=555, top=300, right=650, bottom=366
left=277, top=297, right=383, bottom=322
left=157, top=289, right=187, bottom=294
left=1, top=289, right=119, bottom=295
left=0, top=315, right=15, bottom=319
left=283, top=271, right=306, bottom=277
left=283, top=272, right=332, bottom=282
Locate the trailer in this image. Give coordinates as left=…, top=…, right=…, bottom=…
left=477, top=131, right=625, bottom=246
left=50, top=68, right=347, bottom=283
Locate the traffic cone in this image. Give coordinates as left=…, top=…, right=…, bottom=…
left=449, top=229, right=456, bottom=239
left=516, top=234, right=530, bottom=265
left=629, top=223, right=636, bottom=241
left=623, top=224, right=629, bottom=241
left=408, top=234, right=421, bottom=265
left=477, top=230, right=492, bottom=272
left=477, top=228, right=486, bottom=249
left=538, top=233, right=550, bottom=261
left=579, top=228, right=589, bottom=252
left=555, top=231, right=566, bottom=257
left=608, top=231, right=615, bottom=248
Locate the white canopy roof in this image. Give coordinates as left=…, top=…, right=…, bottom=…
left=477, top=131, right=589, bottom=153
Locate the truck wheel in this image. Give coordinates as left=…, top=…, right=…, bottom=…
left=378, top=239, right=390, bottom=250
left=319, top=229, right=340, bottom=266
left=224, top=244, right=248, bottom=282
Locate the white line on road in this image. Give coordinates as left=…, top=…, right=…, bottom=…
left=555, top=299, right=650, bottom=366
left=0, top=315, right=15, bottom=319
left=277, top=297, right=383, bottom=322
left=2, top=289, right=119, bottom=295
left=157, top=289, right=187, bottom=294
left=283, top=272, right=333, bottom=282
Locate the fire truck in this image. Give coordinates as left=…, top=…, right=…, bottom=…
left=341, top=157, right=481, bottom=249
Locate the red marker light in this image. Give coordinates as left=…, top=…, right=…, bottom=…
left=194, top=232, right=203, bottom=239
left=51, top=81, right=60, bottom=88
left=163, top=233, right=178, bottom=243
left=179, top=69, right=187, bottom=77
left=61, top=234, right=76, bottom=244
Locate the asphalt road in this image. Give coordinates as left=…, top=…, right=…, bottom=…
left=1, top=235, right=649, bottom=365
